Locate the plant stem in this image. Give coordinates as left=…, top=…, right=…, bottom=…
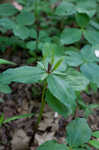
left=36, top=81, right=47, bottom=128
left=34, top=0, right=39, bottom=52
left=73, top=103, right=79, bottom=119
left=34, top=0, right=38, bottom=19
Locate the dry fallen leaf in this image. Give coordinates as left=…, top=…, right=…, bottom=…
left=11, top=129, right=30, bottom=150
left=35, top=132, right=55, bottom=145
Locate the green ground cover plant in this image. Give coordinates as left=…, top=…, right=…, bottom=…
left=0, top=0, right=99, bottom=149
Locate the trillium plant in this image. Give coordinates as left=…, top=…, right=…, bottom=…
left=0, top=0, right=99, bottom=149
left=0, top=43, right=99, bottom=150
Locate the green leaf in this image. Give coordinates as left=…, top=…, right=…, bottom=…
left=0, top=18, right=15, bottom=30
left=29, top=29, right=37, bottom=39
left=26, top=41, right=36, bottom=51
left=75, top=13, right=90, bottom=28
left=61, top=28, right=82, bottom=45
left=4, top=113, right=34, bottom=124
left=76, top=0, right=96, bottom=17
left=0, top=59, right=16, bottom=65
left=66, top=118, right=92, bottom=147
left=80, top=45, right=99, bottom=63
left=90, top=20, right=99, bottom=30
left=53, top=58, right=67, bottom=73
left=90, top=82, right=98, bottom=92
left=13, top=25, right=30, bottom=40
left=65, top=50, right=83, bottom=67
left=84, top=30, right=99, bottom=45
left=37, top=140, right=68, bottom=150
left=43, top=43, right=64, bottom=58
left=15, top=0, right=27, bottom=5
left=0, top=84, right=11, bottom=94
left=1, top=66, right=45, bottom=84
left=80, top=63, right=99, bottom=87
left=42, top=43, right=65, bottom=70
left=47, top=74, right=76, bottom=116
left=39, top=30, right=49, bottom=41
left=52, top=58, right=63, bottom=71
left=92, top=131, right=99, bottom=138
left=73, top=148, right=87, bottom=150
left=89, top=140, right=99, bottom=149
left=0, top=3, right=18, bottom=16
left=16, top=12, right=35, bottom=26
left=65, top=68, right=89, bottom=91
left=46, top=90, right=70, bottom=117
left=55, top=1, right=76, bottom=16
left=42, top=43, right=56, bottom=59
left=78, top=97, right=87, bottom=109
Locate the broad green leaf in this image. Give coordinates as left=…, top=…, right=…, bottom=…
left=0, top=36, right=26, bottom=49
left=65, top=50, right=83, bottom=67
left=66, top=118, right=92, bottom=147
left=47, top=74, right=76, bottom=115
left=0, top=3, right=18, bottom=16
left=92, top=131, right=99, bottom=138
left=76, top=0, right=96, bottom=17
left=0, top=59, right=16, bottom=65
left=80, top=63, right=99, bottom=87
left=90, top=20, right=99, bottom=30
left=37, top=140, right=68, bottom=150
left=38, top=1, right=52, bottom=15
left=55, top=1, right=76, bottom=16
left=0, top=18, right=15, bottom=30
left=39, top=31, right=49, bottom=41
left=46, top=90, right=70, bottom=117
left=50, top=0, right=58, bottom=4
left=43, top=43, right=64, bottom=58
left=15, top=0, right=27, bottom=5
left=89, top=140, right=99, bottom=149
left=84, top=30, right=99, bottom=45
left=61, top=28, right=82, bottom=45
left=0, top=84, right=11, bottom=94
left=1, top=66, right=45, bottom=84
left=26, top=41, right=36, bottom=51
left=4, top=113, right=33, bottom=124
left=16, top=12, right=35, bottom=25
left=75, top=13, right=90, bottom=28
left=13, top=25, right=30, bottom=40
left=29, top=29, right=37, bottom=39
left=65, top=68, right=89, bottom=91
left=42, top=43, right=57, bottom=58
left=80, top=45, right=99, bottom=63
